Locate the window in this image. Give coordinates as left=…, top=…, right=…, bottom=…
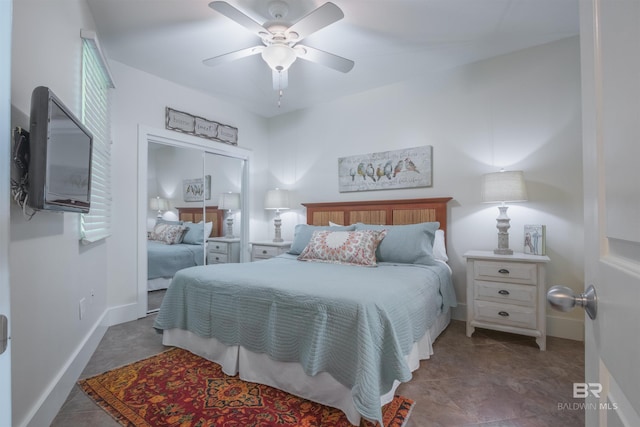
left=80, top=30, right=115, bottom=243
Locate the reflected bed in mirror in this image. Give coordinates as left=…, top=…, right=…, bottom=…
left=147, top=207, right=223, bottom=294
left=139, top=125, right=252, bottom=318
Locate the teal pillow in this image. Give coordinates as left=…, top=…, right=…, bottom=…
left=288, top=224, right=356, bottom=255
left=355, top=222, right=440, bottom=265
left=182, top=221, right=205, bottom=245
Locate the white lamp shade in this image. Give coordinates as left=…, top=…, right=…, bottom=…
left=218, top=192, right=241, bottom=210
left=150, top=197, right=169, bottom=211
left=264, top=188, right=290, bottom=210
left=481, top=171, right=528, bottom=203
left=261, top=44, right=297, bottom=72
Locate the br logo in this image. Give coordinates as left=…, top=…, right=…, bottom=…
left=573, top=383, right=603, bottom=398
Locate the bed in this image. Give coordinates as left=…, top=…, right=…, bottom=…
left=154, top=197, right=455, bottom=425
left=147, top=206, right=223, bottom=291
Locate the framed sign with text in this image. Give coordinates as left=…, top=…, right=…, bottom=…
left=165, top=107, right=238, bottom=146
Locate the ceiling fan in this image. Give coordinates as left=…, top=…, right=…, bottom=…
left=203, top=1, right=354, bottom=91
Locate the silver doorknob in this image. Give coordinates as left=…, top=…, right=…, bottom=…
left=547, top=284, right=597, bottom=320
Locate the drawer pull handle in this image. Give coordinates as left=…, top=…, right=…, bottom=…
left=498, top=290, right=510, bottom=296
left=498, top=311, right=509, bottom=317
left=262, top=250, right=267, bottom=254
left=498, top=268, right=510, bottom=274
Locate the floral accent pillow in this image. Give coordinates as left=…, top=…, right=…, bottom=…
left=297, top=229, right=387, bottom=267
left=149, top=223, right=188, bottom=245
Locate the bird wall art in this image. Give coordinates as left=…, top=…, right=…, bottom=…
left=338, top=146, right=432, bottom=193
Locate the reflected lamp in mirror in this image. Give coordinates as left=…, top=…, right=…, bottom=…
left=150, top=196, right=169, bottom=218
left=264, top=188, right=290, bottom=242
left=218, top=192, right=241, bottom=238
left=481, top=170, right=528, bottom=255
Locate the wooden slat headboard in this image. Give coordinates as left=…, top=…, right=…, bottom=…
left=176, top=206, right=224, bottom=238
left=302, top=197, right=452, bottom=235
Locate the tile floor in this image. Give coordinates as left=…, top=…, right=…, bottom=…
left=52, top=318, right=584, bottom=427
left=147, top=289, right=166, bottom=313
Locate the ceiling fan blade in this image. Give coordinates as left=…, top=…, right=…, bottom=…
left=295, top=45, right=354, bottom=73
left=209, top=1, right=270, bottom=38
left=272, top=69, right=289, bottom=90
left=203, top=46, right=263, bottom=67
left=285, top=2, right=344, bottom=42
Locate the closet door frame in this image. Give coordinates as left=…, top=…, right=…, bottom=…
left=137, top=125, right=251, bottom=318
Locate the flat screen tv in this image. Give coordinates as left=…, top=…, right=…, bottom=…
left=28, top=86, right=93, bottom=213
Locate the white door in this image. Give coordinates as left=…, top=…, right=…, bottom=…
left=0, top=0, right=12, bottom=425
left=580, top=0, right=640, bottom=425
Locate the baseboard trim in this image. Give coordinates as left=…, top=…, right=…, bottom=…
left=450, top=303, right=466, bottom=322
left=24, top=311, right=108, bottom=427
left=547, top=315, right=584, bottom=341
left=23, top=303, right=142, bottom=427
left=104, top=302, right=140, bottom=327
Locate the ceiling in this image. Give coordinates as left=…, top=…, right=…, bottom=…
left=87, top=0, right=579, bottom=118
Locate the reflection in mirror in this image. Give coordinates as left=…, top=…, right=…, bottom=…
left=145, top=144, right=247, bottom=313
left=207, top=153, right=245, bottom=237
left=204, top=152, right=245, bottom=266
left=146, top=142, right=206, bottom=312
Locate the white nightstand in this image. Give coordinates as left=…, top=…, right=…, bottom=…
left=464, top=250, right=550, bottom=350
left=207, top=237, right=240, bottom=264
left=251, top=241, right=292, bottom=261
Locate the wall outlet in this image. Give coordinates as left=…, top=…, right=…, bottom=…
left=79, top=298, right=86, bottom=320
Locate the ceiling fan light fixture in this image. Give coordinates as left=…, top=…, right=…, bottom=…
left=261, top=44, right=297, bottom=72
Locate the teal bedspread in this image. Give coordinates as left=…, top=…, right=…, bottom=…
left=147, top=240, right=204, bottom=280
left=154, top=254, right=456, bottom=423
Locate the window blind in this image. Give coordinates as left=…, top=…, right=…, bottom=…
left=80, top=30, right=115, bottom=243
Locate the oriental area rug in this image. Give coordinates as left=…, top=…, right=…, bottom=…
left=78, top=347, right=414, bottom=427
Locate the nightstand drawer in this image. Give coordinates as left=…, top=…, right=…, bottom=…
left=465, top=251, right=550, bottom=350
left=250, top=242, right=292, bottom=261
left=474, top=301, right=537, bottom=329
left=474, top=260, right=537, bottom=285
left=252, top=245, right=281, bottom=259
left=208, top=241, right=229, bottom=254
left=206, top=238, right=240, bottom=265
left=475, top=281, right=536, bottom=307
left=207, top=252, right=228, bottom=264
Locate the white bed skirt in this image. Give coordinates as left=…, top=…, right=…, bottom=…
left=148, top=277, right=172, bottom=291
left=162, top=310, right=451, bottom=425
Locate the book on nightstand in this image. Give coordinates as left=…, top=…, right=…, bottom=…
left=524, top=224, right=546, bottom=256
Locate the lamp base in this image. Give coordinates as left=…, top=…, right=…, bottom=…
left=272, top=216, right=283, bottom=243
left=494, top=248, right=514, bottom=255
left=224, top=216, right=235, bottom=239
left=494, top=205, right=513, bottom=255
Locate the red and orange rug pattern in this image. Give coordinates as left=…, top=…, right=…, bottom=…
left=79, top=347, right=414, bottom=427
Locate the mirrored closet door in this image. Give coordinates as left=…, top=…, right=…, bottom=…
left=138, top=126, right=250, bottom=316
left=146, top=142, right=205, bottom=312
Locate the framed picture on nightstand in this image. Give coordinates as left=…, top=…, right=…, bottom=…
left=524, top=224, right=546, bottom=255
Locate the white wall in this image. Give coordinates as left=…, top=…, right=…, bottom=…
left=0, top=1, right=13, bottom=425
left=10, top=1, right=108, bottom=426
left=107, top=60, right=269, bottom=315
left=267, top=37, right=585, bottom=339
